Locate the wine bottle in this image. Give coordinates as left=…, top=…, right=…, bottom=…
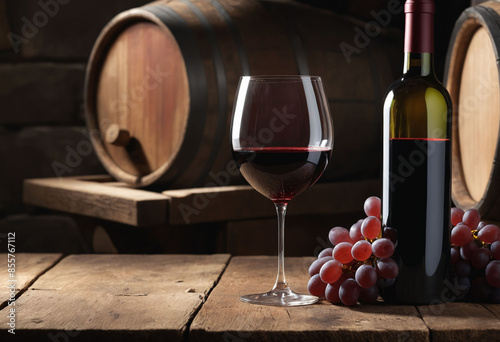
left=380, top=0, right=452, bottom=304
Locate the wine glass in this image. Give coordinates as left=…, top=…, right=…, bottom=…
left=230, top=75, right=334, bottom=306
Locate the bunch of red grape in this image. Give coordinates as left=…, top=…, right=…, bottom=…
left=450, top=208, right=500, bottom=303
left=307, top=196, right=399, bottom=306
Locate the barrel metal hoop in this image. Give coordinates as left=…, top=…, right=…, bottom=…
left=208, top=0, right=250, bottom=75
left=177, top=0, right=230, bottom=186
left=476, top=6, right=500, bottom=60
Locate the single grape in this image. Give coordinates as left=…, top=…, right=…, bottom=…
left=355, top=264, right=377, bottom=288
left=361, top=216, right=381, bottom=240
left=463, top=209, right=481, bottom=230
left=363, top=196, right=381, bottom=218
left=471, top=248, right=492, bottom=270
left=351, top=240, right=372, bottom=261
left=485, top=260, right=500, bottom=288
left=309, top=256, right=333, bottom=277
left=477, top=221, right=487, bottom=231
left=470, top=277, right=491, bottom=301
left=454, top=259, right=471, bottom=278
left=329, top=227, right=353, bottom=246
left=372, top=238, right=395, bottom=259
left=460, top=241, right=478, bottom=260
left=307, top=274, right=327, bottom=297
left=318, top=247, right=334, bottom=259
left=325, top=273, right=348, bottom=304
left=333, top=242, right=354, bottom=264
left=359, top=285, right=379, bottom=303
left=451, top=224, right=473, bottom=246
left=382, top=227, right=398, bottom=245
left=478, top=224, right=500, bottom=244
left=325, top=283, right=340, bottom=304
left=339, top=278, right=360, bottom=306
left=451, top=247, right=460, bottom=265
left=451, top=207, right=464, bottom=226
left=349, top=221, right=364, bottom=242
left=319, top=259, right=343, bottom=284
left=376, top=258, right=399, bottom=279
left=491, top=241, right=500, bottom=260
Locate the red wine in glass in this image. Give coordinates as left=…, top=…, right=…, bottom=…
left=231, top=75, right=334, bottom=306
left=233, top=146, right=330, bottom=202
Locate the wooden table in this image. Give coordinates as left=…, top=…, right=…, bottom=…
left=0, top=254, right=499, bottom=341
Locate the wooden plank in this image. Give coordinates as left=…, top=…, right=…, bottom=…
left=418, top=302, right=500, bottom=341
left=23, top=178, right=168, bottom=226
left=165, top=179, right=380, bottom=225
left=190, top=256, right=429, bottom=342
left=0, top=253, right=62, bottom=307
left=0, top=254, right=230, bottom=341
left=484, top=303, right=500, bottom=318
left=23, top=176, right=379, bottom=226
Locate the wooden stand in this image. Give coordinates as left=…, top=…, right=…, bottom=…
left=23, top=176, right=380, bottom=255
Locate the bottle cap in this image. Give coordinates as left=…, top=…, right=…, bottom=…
left=405, top=0, right=435, bottom=14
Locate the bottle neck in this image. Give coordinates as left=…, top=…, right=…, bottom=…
left=403, top=52, right=434, bottom=77
left=403, top=0, right=434, bottom=76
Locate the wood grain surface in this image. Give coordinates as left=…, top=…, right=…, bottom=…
left=190, top=256, right=429, bottom=342
left=418, top=302, right=500, bottom=341
left=23, top=177, right=168, bottom=226
left=0, top=253, right=62, bottom=307
left=0, top=254, right=498, bottom=341
left=0, top=254, right=230, bottom=341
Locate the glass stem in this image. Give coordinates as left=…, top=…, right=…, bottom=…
left=273, top=201, right=289, bottom=291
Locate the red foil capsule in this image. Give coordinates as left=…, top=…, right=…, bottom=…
left=404, top=0, right=435, bottom=53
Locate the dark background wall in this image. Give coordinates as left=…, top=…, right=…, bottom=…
left=0, top=0, right=152, bottom=251
left=0, top=0, right=471, bottom=252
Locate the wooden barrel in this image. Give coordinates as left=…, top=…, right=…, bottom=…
left=85, top=0, right=401, bottom=188
left=445, top=1, right=500, bottom=219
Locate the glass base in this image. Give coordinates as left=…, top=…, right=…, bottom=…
left=240, top=287, right=318, bottom=306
